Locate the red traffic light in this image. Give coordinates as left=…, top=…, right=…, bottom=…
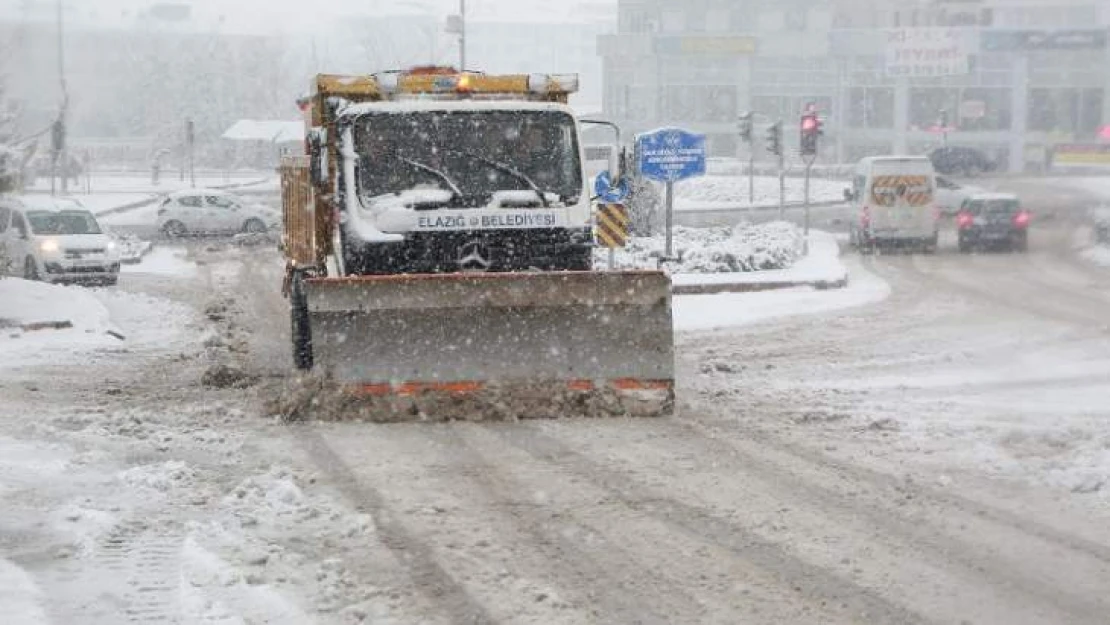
left=802, top=115, right=818, bottom=132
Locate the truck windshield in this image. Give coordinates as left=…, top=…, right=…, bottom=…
left=26, top=210, right=103, bottom=235
left=353, top=109, right=582, bottom=207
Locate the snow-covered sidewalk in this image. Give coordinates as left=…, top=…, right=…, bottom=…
left=672, top=238, right=888, bottom=332
left=674, top=175, right=846, bottom=211
left=671, top=230, right=847, bottom=293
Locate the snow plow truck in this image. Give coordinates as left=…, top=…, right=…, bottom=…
left=279, top=67, right=674, bottom=419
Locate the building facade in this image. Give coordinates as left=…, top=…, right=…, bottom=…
left=599, top=0, right=1110, bottom=171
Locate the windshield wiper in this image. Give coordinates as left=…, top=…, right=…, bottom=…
left=454, top=150, right=550, bottom=208
left=398, top=156, right=463, bottom=199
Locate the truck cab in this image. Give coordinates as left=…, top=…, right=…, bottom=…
left=291, top=67, right=596, bottom=277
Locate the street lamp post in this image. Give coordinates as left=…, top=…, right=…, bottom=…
left=459, top=0, right=466, bottom=71
left=54, top=0, right=70, bottom=195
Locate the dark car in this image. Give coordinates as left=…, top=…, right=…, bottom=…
left=956, top=193, right=1030, bottom=253
left=928, top=146, right=995, bottom=176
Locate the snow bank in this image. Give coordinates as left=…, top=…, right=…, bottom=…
left=184, top=465, right=378, bottom=617
left=0, top=279, right=195, bottom=370
left=1078, top=207, right=1110, bottom=267
left=180, top=534, right=312, bottom=624
left=595, top=222, right=804, bottom=274
left=673, top=175, right=846, bottom=210
left=0, top=278, right=110, bottom=330
left=671, top=230, right=847, bottom=288
left=673, top=254, right=890, bottom=332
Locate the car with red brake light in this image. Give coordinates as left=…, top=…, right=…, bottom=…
left=955, top=193, right=1030, bottom=253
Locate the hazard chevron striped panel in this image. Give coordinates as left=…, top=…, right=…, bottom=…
left=869, top=175, right=933, bottom=207
left=596, top=203, right=630, bottom=248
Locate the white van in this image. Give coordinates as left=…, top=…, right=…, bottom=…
left=846, top=156, right=939, bottom=252
left=0, top=195, right=122, bottom=285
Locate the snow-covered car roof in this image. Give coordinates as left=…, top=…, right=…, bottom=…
left=2, top=195, right=87, bottom=212
left=340, top=100, right=576, bottom=118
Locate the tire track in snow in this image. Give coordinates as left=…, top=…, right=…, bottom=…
left=885, top=253, right=1107, bottom=327
left=668, top=417, right=1110, bottom=623
left=688, top=417, right=1110, bottom=567
left=41, top=519, right=183, bottom=624
left=425, top=424, right=692, bottom=625
left=485, top=423, right=930, bottom=625
left=295, top=425, right=496, bottom=625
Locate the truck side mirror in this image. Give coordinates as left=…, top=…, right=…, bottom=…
left=308, top=128, right=328, bottom=186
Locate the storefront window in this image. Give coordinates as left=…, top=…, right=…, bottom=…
left=1029, top=88, right=1105, bottom=137
left=663, top=85, right=737, bottom=123
left=909, top=88, right=960, bottom=129
left=847, top=87, right=894, bottom=129
left=958, top=88, right=1011, bottom=131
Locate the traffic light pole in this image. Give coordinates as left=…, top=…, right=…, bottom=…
left=802, top=153, right=817, bottom=247
left=749, top=145, right=755, bottom=205
left=777, top=119, right=785, bottom=220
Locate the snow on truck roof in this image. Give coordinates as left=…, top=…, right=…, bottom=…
left=340, top=100, right=576, bottom=117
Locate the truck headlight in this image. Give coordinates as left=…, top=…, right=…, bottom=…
left=39, top=239, right=59, bottom=253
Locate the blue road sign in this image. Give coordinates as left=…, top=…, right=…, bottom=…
left=636, top=127, right=707, bottom=183
left=594, top=170, right=630, bottom=203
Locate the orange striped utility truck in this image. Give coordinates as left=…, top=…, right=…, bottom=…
left=279, top=66, right=674, bottom=419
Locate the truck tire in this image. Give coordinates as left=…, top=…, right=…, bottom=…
left=290, top=274, right=313, bottom=371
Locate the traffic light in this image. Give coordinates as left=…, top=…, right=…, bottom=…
left=737, top=112, right=753, bottom=143
left=937, top=108, right=949, bottom=129
left=765, top=121, right=782, bottom=157
left=800, top=112, right=822, bottom=157
left=185, top=119, right=195, bottom=146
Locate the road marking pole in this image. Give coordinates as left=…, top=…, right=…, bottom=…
left=596, top=203, right=630, bottom=268
left=665, top=181, right=674, bottom=260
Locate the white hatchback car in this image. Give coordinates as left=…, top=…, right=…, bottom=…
left=156, top=189, right=279, bottom=237
left=0, top=195, right=122, bottom=285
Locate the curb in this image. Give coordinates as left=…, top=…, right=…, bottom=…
left=96, top=195, right=160, bottom=217
left=672, top=276, right=848, bottom=295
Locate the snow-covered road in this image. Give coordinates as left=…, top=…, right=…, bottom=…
left=1, top=177, right=1109, bottom=623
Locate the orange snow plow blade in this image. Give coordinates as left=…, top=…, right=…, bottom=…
left=300, top=271, right=674, bottom=421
